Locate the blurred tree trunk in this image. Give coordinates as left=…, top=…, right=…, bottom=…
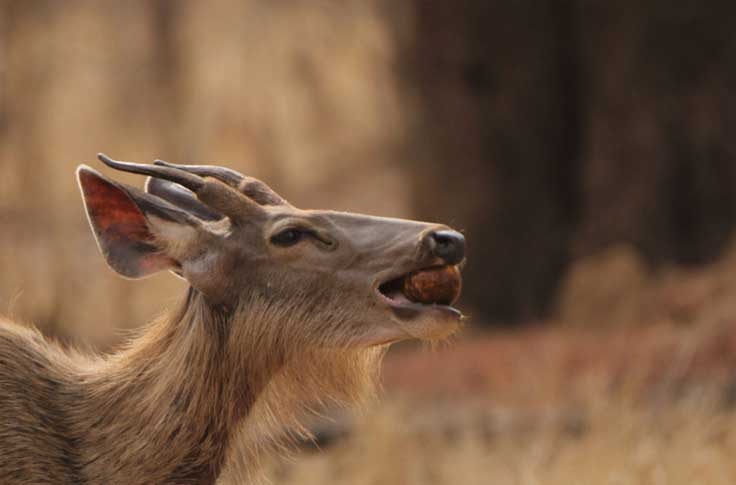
left=403, top=0, right=583, bottom=322
left=577, top=2, right=736, bottom=265
left=403, top=1, right=736, bottom=324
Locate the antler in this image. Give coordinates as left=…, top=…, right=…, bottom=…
left=98, top=153, right=262, bottom=223
left=98, top=154, right=205, bottom=192
left=154, top=159, right=286, bottom=206
left=145, top=177, right=223, bottom=221
left=153, top=160, right=244, bottom=188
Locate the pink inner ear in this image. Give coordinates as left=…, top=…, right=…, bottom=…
left=79, top=169, right=177, bottom=278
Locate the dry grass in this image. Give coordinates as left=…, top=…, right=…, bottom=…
left=265, top=393, right=736, bottom=485
left=259, top=334, right=736, bottom=485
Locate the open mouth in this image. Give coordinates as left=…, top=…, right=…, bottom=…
left=376, top=265, right=463, bottom=317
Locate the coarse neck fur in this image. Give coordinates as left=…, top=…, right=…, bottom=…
left=35, top=287, right=383, bottom=484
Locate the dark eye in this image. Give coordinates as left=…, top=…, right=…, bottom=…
left=270, top=228, right=304, bottom=247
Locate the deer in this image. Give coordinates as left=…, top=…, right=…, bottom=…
left=0, top=154, right=466, bottom=484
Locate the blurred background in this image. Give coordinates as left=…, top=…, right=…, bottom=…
left=4, top=1, right=736, bottom=483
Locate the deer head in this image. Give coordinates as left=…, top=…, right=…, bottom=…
left=77, top=154, right=465, bottom=349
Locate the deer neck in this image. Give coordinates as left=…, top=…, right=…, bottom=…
left=77, top=288, right=280, bottom=484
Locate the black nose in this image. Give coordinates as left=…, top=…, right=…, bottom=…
left=429, top=230, right=465, bottom=265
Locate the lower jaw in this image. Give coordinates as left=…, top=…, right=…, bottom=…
left=403, top=314, right=462, bottom=342
left=390, top=305, right=463, bottom=342
left=389, top=301, right=462, bottom=321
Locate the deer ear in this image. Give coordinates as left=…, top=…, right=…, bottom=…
left=77, top=165, right=200, bottom=279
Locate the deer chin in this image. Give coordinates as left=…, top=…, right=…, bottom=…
left=359, top=313, right=462, bottom=347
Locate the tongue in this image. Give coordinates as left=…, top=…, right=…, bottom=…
left=386, top=287, right=412, bottom=304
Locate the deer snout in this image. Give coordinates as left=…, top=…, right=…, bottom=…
left=426, top=229, right=465, bottom=265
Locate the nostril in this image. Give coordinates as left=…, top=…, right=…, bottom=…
left=430, top=230, right=466, bottom=265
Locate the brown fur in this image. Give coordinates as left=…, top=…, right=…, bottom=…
left=0, top=157, right=463, bottom=484
left=0, top=287, right=383, bottom=484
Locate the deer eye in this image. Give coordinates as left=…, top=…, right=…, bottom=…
left=270, top=228, right=305, bottom=247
